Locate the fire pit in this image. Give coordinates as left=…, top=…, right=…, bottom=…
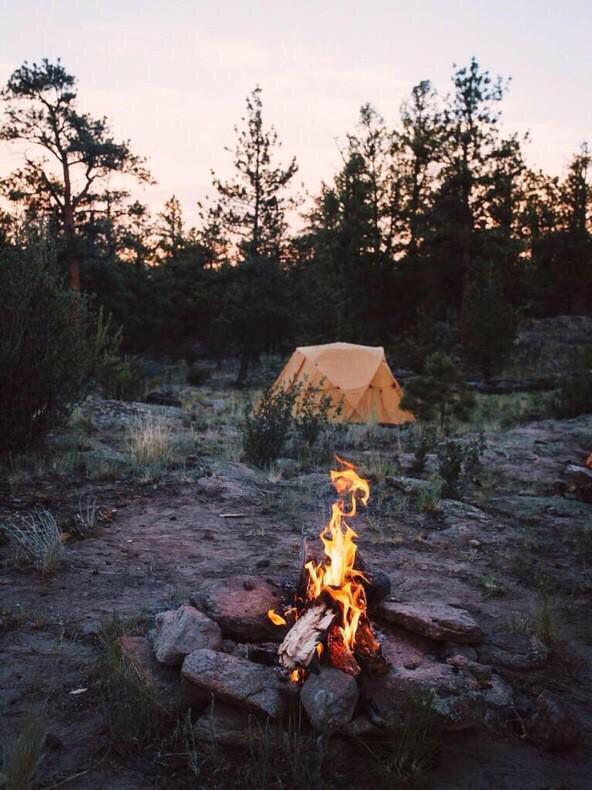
left=267, top=457, right=387, bottom=681
left=142, top=456, right=511, bottom=749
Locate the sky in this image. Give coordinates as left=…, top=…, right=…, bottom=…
left=0, top=0, right=590, bottom=222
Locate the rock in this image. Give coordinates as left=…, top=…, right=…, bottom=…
left=482, top=674, right=514, bottom=731
left=442, top=643, right=478, bottom=662
left=192, top=575, right=285, bottom=641
left=152, top=605, right=222, bottom=666
left=446, top=655, right=492, bottom=687
left=118, top=635, right=187, bottom=710
left=181, top=648, right=288, bottom=719
left=478, top=632, right=550, bottom=671
left=300, top=667, right=359, bottom=732
left=193, top=702, right=262, bottom=748
left=359, top=628, right=484, bottom=732
left=379, top=602, right=483, bottom=644
left=145, top=389, right=182, bottom=407
left=529, top=690, right=580, bottom=752
left=339, top=714, right=385, bottom=738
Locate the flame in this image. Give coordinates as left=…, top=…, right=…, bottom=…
left=267, top=609, right=287, bottom=626
left=305, top=457, right=370, bottom=657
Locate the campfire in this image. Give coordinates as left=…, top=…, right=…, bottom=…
left=268, top=457, right=386, bottom=682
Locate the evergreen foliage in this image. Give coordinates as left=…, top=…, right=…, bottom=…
left=400, top=353, right=475, bottom=428
left=0, top=236, right=94, bottom=452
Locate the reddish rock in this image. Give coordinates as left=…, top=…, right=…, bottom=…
left=181, top=648, right=288, bottom=719
left=379, top=601, right=482, bottom=644
left=192, top=575, right=285, bottom=641
left=300, top=666, right=359, bottom=732
left=153, top=604, right=222, bottom=666
left=529, top=690, right=580, bottom=752
left=359, top=627, right=484, bottom=732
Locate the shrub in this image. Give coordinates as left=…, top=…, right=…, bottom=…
left=187, top=363, right=211, bottom=387
left=410, top=424, right=438, bottom=473
left=554, top=346, right=592, bottom=418
left=293, top=378, right=342, bottom=451
left=3, top=508, right=64, bottom=574
left=416, top=477, right=443, bottom=514
left=400, top=353, right=474, bottom=430
left=90, top=307, right=147, bottom=401
left=0, top=237, right=93, bottom=452
left=243, top=384, right=298, bottom=468
left=437, top=433, right=486, bottom=497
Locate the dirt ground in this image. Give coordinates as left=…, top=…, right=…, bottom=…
left=1, top=386, right=591, bottom=789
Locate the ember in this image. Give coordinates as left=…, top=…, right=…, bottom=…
left=269, top=457, right=385, bottom=679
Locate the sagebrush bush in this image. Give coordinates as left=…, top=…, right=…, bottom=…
left=437, top=433, right=486, bottom=497
left=0, top=237, right=93, bottom=452
left=243, top=384, right=298, bottom=468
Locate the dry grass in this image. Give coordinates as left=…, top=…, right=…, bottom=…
left=3, top=508, right=64, bottom=575
left=126, top=414, right=176, bottom=474
left=0, top=710, right=48, bottom=790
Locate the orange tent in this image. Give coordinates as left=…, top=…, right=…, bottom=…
left=274, top=342, right=415, bottom=425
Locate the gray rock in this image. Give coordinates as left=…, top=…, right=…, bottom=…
left=193, top=702, right=260, bottom=747
left=359, top=628, right=484, bottom=732
left=153, top=605, right=222, bottom=666
left=478, top=632, right=550, bottom=671
left=529, top=690, right=580, bottom=752
left=300, top=667, right=359, bottom=732
left=192, top=575, right=285, bottom=641
left=379, top=601, right=483, bottom=644
left=482, top=674, right=515, bottom=731
left=182, top=648, right=288, bottom=719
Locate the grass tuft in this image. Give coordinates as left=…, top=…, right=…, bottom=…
left=3, top=508, right=64, bottom=574
left=0, top=710, right=48, bottom=790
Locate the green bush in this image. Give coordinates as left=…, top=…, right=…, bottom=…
left=293, top=378, right=342, bottom=450
left=187, top=363, right=211, bottom=386
left=400, top=353, right=474, bottom=430
left=410, top=424, right=438, bottom=473
left=437, top=433, right=486, bottom=497
left=243, top=384, right=298, bottom=468
left=0, top=238, right=93, bottom=453
left=554, top=346, right=592, bottom=418
left=90, top=308, right=147, bottom=401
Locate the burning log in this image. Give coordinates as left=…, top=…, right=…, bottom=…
left=354, top=618, right=389, bottom=674
left=327, top=624, right=361, bottom=676
left=278, top=603, right=336, bottom=672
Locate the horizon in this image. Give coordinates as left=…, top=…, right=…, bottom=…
left=1, top=1, right=591, bottom=222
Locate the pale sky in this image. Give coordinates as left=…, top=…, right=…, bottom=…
left=0, top=0, right=590, bottom=223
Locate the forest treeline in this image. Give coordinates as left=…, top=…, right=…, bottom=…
left=0, top=57, right=590, bottom=382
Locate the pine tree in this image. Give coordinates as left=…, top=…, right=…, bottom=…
left=0, top=59, right=151, bottom=290
left=400, top=352, right=474, bottom=428
left=461, top=261, right=516, bottom=380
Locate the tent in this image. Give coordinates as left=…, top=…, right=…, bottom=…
left=274, top=342, right=415, bottom=425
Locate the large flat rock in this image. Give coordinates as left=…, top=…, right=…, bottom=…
left=192, top=575, right=285, bottom=641
left=379, top=601, right=483, bottom=644
left=360, top=628, right=485, bottom=732
left=181, top=648, right=288, bottom=719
